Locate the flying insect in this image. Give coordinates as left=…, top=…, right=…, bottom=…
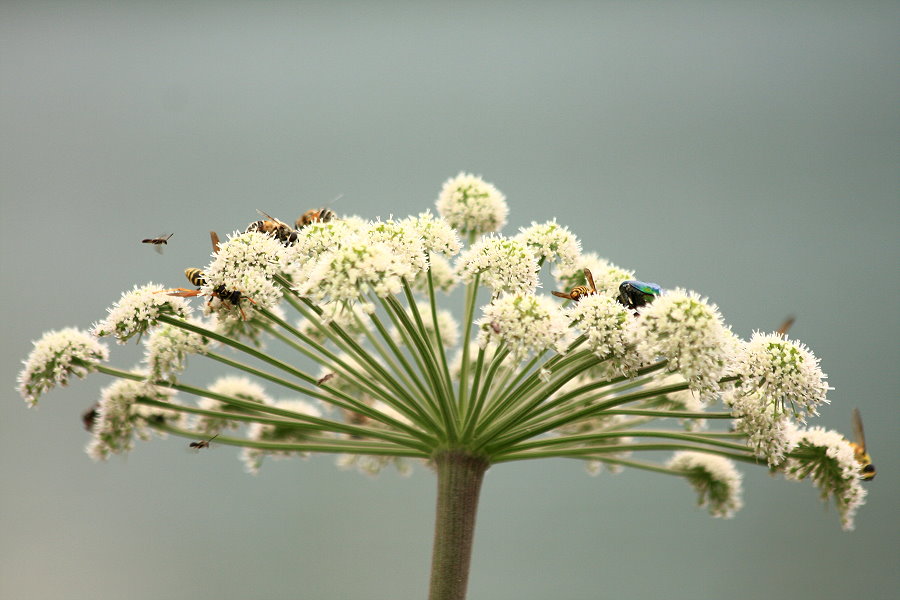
left=850, top=408, right=876, bottom=481
left=552, top=268, right=598, bottom=302
left=82, top=402, right=99, bottom=432
left=141, top=233, right=173, bottom=254
left=776, top=316, right=795, bottom=336
left=617, top=279, right=662, bottom=311
left=189, top=434, right=218, bottom=450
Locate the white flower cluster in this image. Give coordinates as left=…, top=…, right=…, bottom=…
left=242, top=399, right=323, bottom=475
left=336, top=401, right=413, bottom=476
left=435, top=172, right=508, bottom=235
left=628, top=290, right=735, bottom=401
left=86, top=378, right=181, bottom=461
left=18, top=328, right=109, bottom=406
left=456, top=235, right=539, bottom=295
left=515, top=220, right=581, bottom=273
left=195, top=375, right=273, bottom=434
left=477, top=293, right=571, bottom=358
left=402, top=211, right=462, bottom=256
left=667, top=451, right=744, bottom=518
left=336, top=453, right=413, bottom=477
left=392, top=302, right=460, bottom=349
left=202, top=230, right=286, bottom=318
left=782, top=427, right=867, bottom=531
left=565, top=294, right=637, bottom=375
left=367, top=218, right=429, bottom=275
left=553, top=252, right=634, bottom=297
left=287, top=217, right=369, bottom=263
left=449, top=341, right=516, bottom=383
left=293, top=235, right=416, bottom=304
left=733, top=332, right=830, bottom=422
left=92, top=283, right=192, bottom=343
left=554, top=410, right=633, bottom=476
left=143, top=321, right=209, bottom=383
left=411, top=254, right=458, bottom=294
left=726, top=390, right=797, bottom=466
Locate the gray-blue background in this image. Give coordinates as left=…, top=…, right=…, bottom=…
left=2, top=2, right=897, bottom=599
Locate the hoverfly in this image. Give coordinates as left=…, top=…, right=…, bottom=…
left=850, top=408, right=876, bottom=481
left=552, top=268, right=598, bottom=302
left=189, top=433, right=218, bottom=450
left=161, top=232, right=257, bottom=320
left=617, top=279, right=662, bottom=311
left=246, top=210, right=299, bottom=246
left=141, top=233, right=174, bottom=254
left=776, top=316, right=795, bottom=336
left=81, top=402, right=100, bottom=432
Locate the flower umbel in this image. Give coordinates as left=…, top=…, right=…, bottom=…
left=782, top=427, right=867, bottom=531
left=627, top=289, right=734, bottom=401
left=92, top=283, right=192, bottom=343
left=668, top=451, right=744, bottom=519
left=734, top=332, right=830, bottom=422
left=435, top=172, right=508, bottom=235
left=19, top=173, right=868, bottom=600
left=477, top=293, right=571, bottom=358
left=18, top=328, right=109, bottom=406
left=456, top=235, right=539, bottom=295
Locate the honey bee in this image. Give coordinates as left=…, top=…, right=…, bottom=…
left=295, top=207, right=337, bottom=230
left=246, top=210, right=299, bottom=246
left=141, top=233, right=173, bottom=254
left=850, top=408, right=876, bottom=481
left=776, top=316, right=795, bottom=336
left=162, top=232, right=257, bottom=320
left=189, top=433, right=218, bottom=450
left=552, top=268, right=598, bottom=302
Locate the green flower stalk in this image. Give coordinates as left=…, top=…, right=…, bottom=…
left=17, top=173, right=871, bottom=599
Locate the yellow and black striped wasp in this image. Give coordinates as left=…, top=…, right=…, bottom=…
left=552, top=268, right=598, bottom=302
left=161, top=232, right=257, bottom=320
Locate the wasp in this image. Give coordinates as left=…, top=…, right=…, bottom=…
left=141, top=233, right=173, bottom=254
left=246, top=210, right=299, bottom=246
left=552, top=268, right=598, bottom=302
left=776, top=316, right=795, bottom=336
left=161, top=232, right=257, bottom=320
left=295, top=207, right=337, bottom=230
left=617, top=279, right=662, bottom=311
left=189, top=433, right=218, bottom=450
left=849, top=408, right=876, bottom=481
left=317, top=372, right=336, bottom=386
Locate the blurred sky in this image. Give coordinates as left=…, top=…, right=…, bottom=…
left=1, top=2, right=898, bottom=599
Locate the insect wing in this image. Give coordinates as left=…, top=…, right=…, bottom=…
left=583, top=268, right=597, bottom=293
left=632, top=281, right=661, bottom=295
left=852, top=408, right=867, bottom=453
left=551, top=290, right=571, bottom=299
left=210, top=231, right=221, bottom=254
left=776, top=316, right=795, bottom=336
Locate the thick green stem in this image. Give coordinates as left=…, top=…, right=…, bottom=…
left=428, top=451, right=490, bottom=600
